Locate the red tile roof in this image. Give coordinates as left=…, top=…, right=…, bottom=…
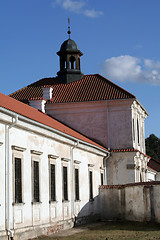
left=0, top=92, right=107, bottom=151
left=9, top=74, right=135, bottom=104
left=148, top=158, right=160, bottom=172
left=111, top=148, right=151, bottom=158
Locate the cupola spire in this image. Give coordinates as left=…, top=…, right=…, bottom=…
left=67, top=18, right=71, bottom=39
left=57, top=21, right=83, bottom=83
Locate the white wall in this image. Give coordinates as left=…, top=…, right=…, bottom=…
left=0, top=109, right=107, bottom=240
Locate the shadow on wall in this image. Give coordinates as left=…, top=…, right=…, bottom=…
left=75, top=182, right=160, bottom=226
left=75, top=195, right=101, bottom=226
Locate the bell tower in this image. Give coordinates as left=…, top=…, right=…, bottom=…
left=57, top=19, right=83, bottom=83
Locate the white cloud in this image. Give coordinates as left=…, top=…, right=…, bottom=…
left=101, top=55, right=160, bottom=85
left=62, top=0, right=85, bottom=13
left=84, top=9, right=103, bottom=18
left=52, top=0, right=103, bottom=18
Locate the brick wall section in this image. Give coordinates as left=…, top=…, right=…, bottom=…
left=99, top=181, right=160, bottom=189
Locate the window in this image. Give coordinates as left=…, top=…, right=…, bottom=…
left=15, top=158, right=22, bottom=203
left=50, top=163, right=56, bottom=201
left=63, top=166, right=68, bottom=201
left=69, top=56, right=76, bottom=69
left=33, top=161, right=40, bottom=202
left=31, top=150, right=42, bottom=203
left=101, top=172, right=104, bottom=186
left=12, top=145, right=26, bottom=204
left=132, top=118, right=135, bottom=142
left=89, top=171, right=93, bottom=200
left=75, top=168, right=79, bottom=201
left=137, top=119, right=140, bottom=144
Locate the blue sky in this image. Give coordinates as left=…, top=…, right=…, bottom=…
left=0, top=0, right=160, bottom=138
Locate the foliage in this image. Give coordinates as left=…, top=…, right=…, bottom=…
left=145, top=134, right=160, bottom=161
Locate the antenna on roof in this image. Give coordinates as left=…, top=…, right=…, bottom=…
left=67, top=18, right=71, bottom=39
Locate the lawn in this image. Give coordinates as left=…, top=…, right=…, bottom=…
left=33, top=221, right=160, bottom=240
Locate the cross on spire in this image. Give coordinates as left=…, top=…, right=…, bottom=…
left=67, top=18, right=71, bottom=39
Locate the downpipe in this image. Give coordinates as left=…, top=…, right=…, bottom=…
left=6, top=115, right=18, bottom=240
left=70, top=141, right=79, bottom=226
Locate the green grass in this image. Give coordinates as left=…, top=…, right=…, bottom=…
left=33, top=221, right=160, bottom=240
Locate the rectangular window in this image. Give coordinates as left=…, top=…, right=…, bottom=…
left=50, top=163, right=56, bottom=201
left=89, top=171, right=93, bottom=200
left=132, top=118, right=135, bottom=142
left=75, top=168, right=79, bottom=201
left=101, top=172, right=104, bottom=185
left=137, top=119, right=140, bottom=144
left=15, top=158, right=22, bottom=203
left=63, top=166, right=68, bottom=201
left=33, top=161, right=40, bottom=202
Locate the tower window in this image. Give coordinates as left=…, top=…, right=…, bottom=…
left=69, top=56, right=76, bottom=69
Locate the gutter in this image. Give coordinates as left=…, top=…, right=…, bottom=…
left=5, top=115, right=18, bottom=240
left=70, top=141, right=79, bottom=224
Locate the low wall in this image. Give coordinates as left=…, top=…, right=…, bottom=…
left=99, top=181, right=160, bottom=223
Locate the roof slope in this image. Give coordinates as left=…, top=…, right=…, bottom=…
left=9, top=74, right=135, bottom=104
left=148, top=158, right=160, bottom=172
left=0, top=92, right=107, bottom=151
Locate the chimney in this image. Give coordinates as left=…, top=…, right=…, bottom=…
left=42, top=87, right=53, bottom=101
left=29, top=99, right=46, bottom=113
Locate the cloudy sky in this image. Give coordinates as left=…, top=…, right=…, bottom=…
left=0, top=0, right=160, bottom=138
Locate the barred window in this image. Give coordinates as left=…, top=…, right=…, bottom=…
left=63, top=166, right=68, bottom=201
left=101, top=173, right=104, bottom=186
left=89, top=171, right=93, bottom=200
left=15, top=158, right=22, bottom=203
left=75, top=168, right=79, bottom=201
left=33, top=161, right=40, bottom=202
left=50, top=164, right=56, bottom=201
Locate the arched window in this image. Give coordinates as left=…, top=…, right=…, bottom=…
left=60, top=57, right=66, bottom=70
left=69, top=56, right=76, bottom=69
left=78, top=58, right=80, bottom=70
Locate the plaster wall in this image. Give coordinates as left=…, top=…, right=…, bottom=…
left=46, top=99, right=134, bottom=150
left=99, top=182, right=160, bottom=223
left=106, top=152, right=137, bottom=185
left=0, top=110, right=106, bottom=239
left=0, top=124, right=6, bottom=234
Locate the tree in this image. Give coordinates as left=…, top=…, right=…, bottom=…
left=145, top=134, right=160, bottom=161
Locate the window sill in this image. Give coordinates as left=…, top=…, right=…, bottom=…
left=49, top=200, right=58, bottom=204
left=31, top=201, right=42, bottom=205
left=75, top=200, right=81, bottom=202
left=62, top=200, right=70, bottom=203
left=12, top=202, right=25, bottom=206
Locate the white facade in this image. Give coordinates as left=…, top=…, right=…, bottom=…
left=0, top=104, right=108, bottom=240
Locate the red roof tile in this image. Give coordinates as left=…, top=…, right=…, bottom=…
left=111, top=148, right=151, bottom=158
left=9, top=74, right=135, bottom=104
left=0, top=92, right=107, bottom=151
left=148, top=158, right=160, bottom=172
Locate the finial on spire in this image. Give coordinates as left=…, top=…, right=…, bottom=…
left=67, top=18, right=71, bottom=39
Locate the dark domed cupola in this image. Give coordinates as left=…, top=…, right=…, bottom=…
left=57, top=22, right=83, bottom=83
